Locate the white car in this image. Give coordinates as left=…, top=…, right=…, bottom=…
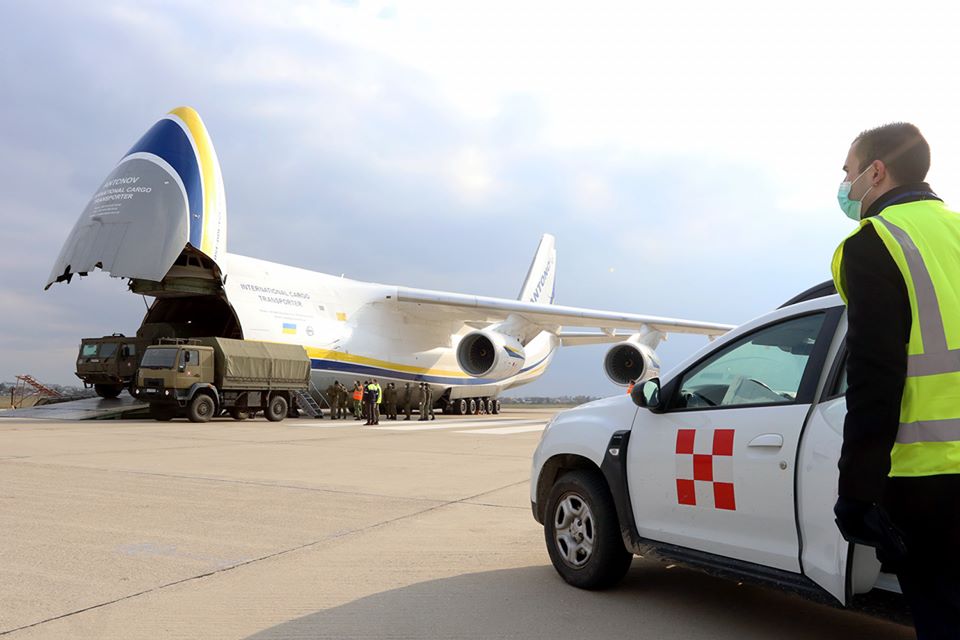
left=531, top=287, right=903, bottom=611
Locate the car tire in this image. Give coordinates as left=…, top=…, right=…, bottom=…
left=265, top=394, right=288, bottom=422
left=94, top=384, right=123, bottom=399
left=544, top=470, right=633, bottom=590
left=187, top=394, right=215, bottom=423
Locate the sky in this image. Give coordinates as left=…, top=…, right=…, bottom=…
left=3, top=0, right=960, bottom=395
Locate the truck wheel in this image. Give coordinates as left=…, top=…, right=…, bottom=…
left=94, top=384, right=123, bottom=399
left=265, top=394, right=288, bottom=422
left=229, top=407, right=249, bottom=421
left=188, top=394, right=216, bottom=423
left=149, top=405, right=175, bottom=421
left=544, top=470, right=633, bottom=590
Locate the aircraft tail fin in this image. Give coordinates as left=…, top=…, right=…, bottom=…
left=517, top=234, right=557, bottom=304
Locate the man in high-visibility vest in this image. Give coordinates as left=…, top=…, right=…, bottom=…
left=831, top=122, right=960, bottom=636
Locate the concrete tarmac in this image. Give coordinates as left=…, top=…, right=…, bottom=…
left=0, top=408, right=911, bottom=639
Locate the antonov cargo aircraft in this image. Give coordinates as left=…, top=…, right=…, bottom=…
left=47, top=107, right=733, bottom=414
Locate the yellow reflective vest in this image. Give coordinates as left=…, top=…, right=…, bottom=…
left=833, top=199, right=960, bottom=477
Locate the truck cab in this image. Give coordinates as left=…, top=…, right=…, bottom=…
left=76, top=334, right=150, bottom=398
left=136, top=341, right=215, bottom=405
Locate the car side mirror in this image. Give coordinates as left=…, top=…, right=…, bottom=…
left=631, top=378, right=662, bottom=411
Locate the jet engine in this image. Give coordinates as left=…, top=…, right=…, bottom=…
left=604, top=337, right=662, bottom=386
left=456, top=330, right=526, bottom=380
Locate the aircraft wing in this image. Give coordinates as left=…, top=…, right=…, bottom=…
left=392, top=286, right=734, bottom=337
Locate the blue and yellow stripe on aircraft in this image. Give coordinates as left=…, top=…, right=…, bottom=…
left=305, top=347, right=552, bottom=386
left=122, top=106, right=222, bottom=257
left=168, top=106, right=221, bottom=258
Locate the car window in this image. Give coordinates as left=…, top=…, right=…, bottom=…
left=674, top=313, right=826, bottom=410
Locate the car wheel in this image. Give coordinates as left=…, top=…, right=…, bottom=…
left=187, top=394, right=215, bottom=423
left=544, top=470, right=633, bottom=590
left=265, top=394, right=288, bottom=422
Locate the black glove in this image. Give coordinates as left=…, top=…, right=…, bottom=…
left=834, top=496, right=908, bottom=560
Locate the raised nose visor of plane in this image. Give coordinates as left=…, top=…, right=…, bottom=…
left=46, top=107, right=227, bottom=289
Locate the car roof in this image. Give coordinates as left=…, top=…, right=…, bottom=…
left=779, top=280, right=837, bottom=309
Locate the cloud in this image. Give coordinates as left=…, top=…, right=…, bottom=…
left=5, top=0, right=960, bottom=394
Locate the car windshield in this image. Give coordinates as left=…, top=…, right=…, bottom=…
left=140, top=347, right=179, bottom=369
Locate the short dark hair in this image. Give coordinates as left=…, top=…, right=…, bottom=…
left=853, top=122, right=930, bottom=183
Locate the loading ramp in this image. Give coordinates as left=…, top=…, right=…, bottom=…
left=0, top=396, right=149, bottom=420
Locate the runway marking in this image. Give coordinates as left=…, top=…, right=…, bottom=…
left=370, top=419, right=546, bottom=432
left=456, top=424, right=547, bottom=435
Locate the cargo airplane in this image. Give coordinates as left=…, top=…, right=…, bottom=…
left=47, top=107, right=733, bottom=414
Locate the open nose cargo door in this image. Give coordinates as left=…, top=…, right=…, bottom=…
left=46, top=106, right=228, bottom=294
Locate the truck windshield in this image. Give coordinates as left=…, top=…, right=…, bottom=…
left=81, top=344, right=98, bottom=357
left=140, top=348, right=179, bottom=369
left=99, top=343, right=118, bottom=358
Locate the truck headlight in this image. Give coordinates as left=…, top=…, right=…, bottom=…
left=164, top=390, right=171, bottom=396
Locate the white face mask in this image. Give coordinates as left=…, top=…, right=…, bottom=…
left=837, top=165, right=875, bottom=221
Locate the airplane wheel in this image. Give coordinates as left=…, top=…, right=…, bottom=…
left=493, top=399, right=501, bottom=414
left=485, top=398, right=494, bottom=414
left=456, top=399, right=467, bottom=415
left=468, top=398, right=477, bottom=415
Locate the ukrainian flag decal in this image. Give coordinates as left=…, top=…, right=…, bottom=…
left=283, top=323, right=297, bottom=335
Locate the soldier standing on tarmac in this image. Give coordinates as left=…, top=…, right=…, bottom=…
left=384, top=382, right=398, bottom=420
left=418, top=383, right=429, bottom=421
left=402, top=382, right=413, bottom=420
left=326, top=381, right=340, bottom=420
left=336, top=382, right=348, bottom=419
left=425, top=384, right=435, bottom=420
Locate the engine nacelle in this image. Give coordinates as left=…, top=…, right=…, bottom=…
left=604, top=338, right=661, bottom=386
left=456, top=330, right=526, bottom=380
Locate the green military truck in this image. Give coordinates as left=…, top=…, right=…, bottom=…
left=134, top=337, right=311, bottom=423
left=76, top=334, right=152, bottom=398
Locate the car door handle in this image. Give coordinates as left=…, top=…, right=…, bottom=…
left=748, top=434, right=783, bottom=448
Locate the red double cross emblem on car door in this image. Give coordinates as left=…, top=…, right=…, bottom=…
left=675, top=428, right=736, bottom=511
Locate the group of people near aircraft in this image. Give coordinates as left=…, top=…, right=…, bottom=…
left=325, top=379, right=437, bottom=424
